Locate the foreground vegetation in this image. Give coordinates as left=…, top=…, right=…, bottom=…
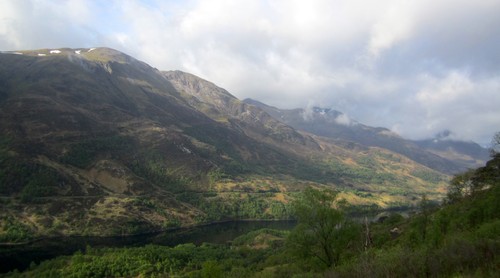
left=4, top=143, right=500, bottom=277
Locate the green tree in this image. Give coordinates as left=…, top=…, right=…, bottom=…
left=201, top=260, right=223, bottom=278
left=446, top=169, right=476, bottom=203
left=412, top=194, right=435, bottom=242
left=287, top=187, right=357, bottom=268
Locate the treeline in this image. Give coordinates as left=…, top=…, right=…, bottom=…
left=177, top=192, right=293, bottom=222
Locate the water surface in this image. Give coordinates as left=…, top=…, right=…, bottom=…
left=0, top=220, right=296, bottom=273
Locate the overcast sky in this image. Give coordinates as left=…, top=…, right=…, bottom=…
left=1, top=0, right=499, bottom=145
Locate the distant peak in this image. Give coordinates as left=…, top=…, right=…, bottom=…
left=428, top=130, right=468, bottom=142
left=303, top=106, right=341, bottom=118
left=312, top=107, right=333, bottom=115
left=435, top=130, right=453, bottom=140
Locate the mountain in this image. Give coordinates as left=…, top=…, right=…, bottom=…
left=243, top=98, right=489, bottom=173
left=162, top=70, right=319, bottom=150
left=0, top=48, right=449, bottom=241
left=414, top=131, right=490, bottom=170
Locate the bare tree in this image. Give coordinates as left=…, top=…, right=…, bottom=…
left=490, top=132, right=500, bottom=157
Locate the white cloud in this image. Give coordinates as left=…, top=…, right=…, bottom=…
left=0, top=0, right=103, bottom=50
left=415, top=72, right=500, bottom=142
left=416, top=71, right=474, bottom=105
left=367, top=1, right=417, bottom=58
left=335, top=114, right=354, bottom=126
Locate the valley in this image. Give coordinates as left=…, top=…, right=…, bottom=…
left=0, top=47, right=497, bottom=277
left=1, top=0, right=498, bottom=275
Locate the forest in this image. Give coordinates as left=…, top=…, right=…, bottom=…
left=2, top=134, right=500, bottom=277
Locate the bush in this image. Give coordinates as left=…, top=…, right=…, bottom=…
left=0, top=217, right=32, bottom=242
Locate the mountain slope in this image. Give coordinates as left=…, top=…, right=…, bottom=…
left=161, top=71, right=451, bottom=203
left=243, top=98, right=488, bottom=174
left=0, top=48, right=449, bottom=240
left=163, top=71, right=321, bottom=152
left=414, top=134, right=490, bottom=170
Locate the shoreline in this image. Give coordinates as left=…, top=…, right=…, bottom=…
left=0, top=218, right=296, bottom=247
left=0, top=208, right=411, bottom=246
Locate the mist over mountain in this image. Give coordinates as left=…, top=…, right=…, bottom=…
left=244, top=98, right=489, bottom=173
left=414, top=132, right=490, bottom=170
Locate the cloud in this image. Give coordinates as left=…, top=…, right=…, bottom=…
left=334, top=114, right=354, bottom=126
left=1, top=0, right=499, bottom=144
left=409, top=71, right=500, bottom=142
left=0, top=0, right=103, bottom=50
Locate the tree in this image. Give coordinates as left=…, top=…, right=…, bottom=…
left=287, top=187, right=358, bottom=268
left=201, top=260, right=223, bottom=278
left=446, top=169, right=476, bottom=203
left=490, top=131, right=500, bottom=157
